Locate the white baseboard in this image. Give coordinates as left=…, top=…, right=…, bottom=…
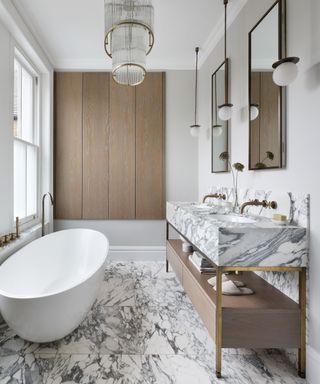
left=109, top=246, right=166, bottom=261
left=307, top=346, right=320, bottom=383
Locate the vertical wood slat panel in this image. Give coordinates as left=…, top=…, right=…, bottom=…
left=54, top=72, right=166, bottom=220
left=260, top=72, right=280, bottom=167
left=250, top=72, right=261, bottom=168
left=54, top=72, right=83, bottom=219
left=135, top=73, right=165, bottom=219
left=82, top=73, right=109, bottom=219
left=109, top=78, right=136, bottom=219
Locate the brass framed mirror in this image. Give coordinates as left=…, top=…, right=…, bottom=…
left=248, top=0, right=286, bottom=170
left=211, top=59, right=229, bottom=173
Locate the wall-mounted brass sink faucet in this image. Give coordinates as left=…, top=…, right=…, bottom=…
left=240, top=199, right=277, bottom=215
left=203, top=193, right=227, bottom=203
left=42, top=192, right=54, bottom=237
left=0, top=217, right=20, bottom=248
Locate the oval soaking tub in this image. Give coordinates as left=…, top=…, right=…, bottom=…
left=0, top=229, right=109, bottom=343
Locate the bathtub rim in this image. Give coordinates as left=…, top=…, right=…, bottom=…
left=0, top=228, right=109, bottom=300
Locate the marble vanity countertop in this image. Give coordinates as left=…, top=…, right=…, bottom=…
left=167, top=202, right=308, bottom=267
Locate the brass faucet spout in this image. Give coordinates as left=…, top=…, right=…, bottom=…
left=42, top=192, right=54, bottom=237
left=203, top=193, right=226, bottom=203
left=240, top=199, right=277, bottom=215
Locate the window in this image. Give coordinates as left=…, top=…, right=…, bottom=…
left=13, top=54, right=39, bottom=224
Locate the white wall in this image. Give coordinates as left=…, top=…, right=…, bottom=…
left=0, top=21, right=13, bottom=234
left=166, top=71, right=198, bottom=203
left=0, top=1, right=53, bottom=253
left=55, top=70, right=198, bottom=250
left=198, top=0, right=320, bottom=381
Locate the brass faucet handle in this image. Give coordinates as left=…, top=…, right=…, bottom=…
left=4, top=234, right=11, bottom=244
left=0, top=231, right=19, bottom=246
left=219, top=194, right=227, bottom=200
left=270, top=201, right=277, bottom=209
left=263, top=200, right=278, bottom=209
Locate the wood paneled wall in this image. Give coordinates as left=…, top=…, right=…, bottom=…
left=250, top=72, right=260, bottom=167
left=82, top=73, right=109, bottom=219
left=109, top=81, right=136, bottom=219
left=136, top=73, right=165, bottom=219
left=250, top=71, right=280, bottom=169
left=54, top=72, right=165, bottom=220
left=259, top=73, right=279, bottom=166
left=54, top=73, right=83, bottom=219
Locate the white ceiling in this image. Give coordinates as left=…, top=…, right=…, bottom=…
left=12, top=0, right=247, bottom=70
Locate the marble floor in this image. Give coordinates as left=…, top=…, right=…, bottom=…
left=0, top=262, right=306, bottom=384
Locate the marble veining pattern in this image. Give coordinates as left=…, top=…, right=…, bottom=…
left=206, top=188, right=310, bottom=367
left=167, top=201, right=308, bottom=267
left=0, top=262, right=305, bottom=383
left=174, top=187, right=310, bottom=303
left=253, top=192, right=310, bottom=302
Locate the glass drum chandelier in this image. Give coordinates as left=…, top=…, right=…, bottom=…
left=104, top=0, right=154, bottom=86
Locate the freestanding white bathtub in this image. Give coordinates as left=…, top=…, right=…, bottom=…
left=0, top=229, right=109, bottom=343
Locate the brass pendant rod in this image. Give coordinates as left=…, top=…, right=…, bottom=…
left=194, top=47, right=200, bottom=126
left=284, top=0, right=287, bottom=58
left=224, top=0, right=227, bottom=62
left=224, top=0, right=228, bottom=104
left=214, top=77, right=218, bottom=125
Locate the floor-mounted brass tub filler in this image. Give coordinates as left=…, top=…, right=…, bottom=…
left=41, top=192, right=54, bottom=237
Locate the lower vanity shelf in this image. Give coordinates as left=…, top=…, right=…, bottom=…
left=167, top=239, right=300, bottom=349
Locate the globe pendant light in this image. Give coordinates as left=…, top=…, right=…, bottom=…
left=250, top=103, right=259, bottom=121
left=272, top=0, right=300, bottom=86
left=212, top=125, right=223, bottom=137
left=104, top=0, right=154, bottom=86
left=190, top=47, right=201, bottom=137
left=272, top=57, right=300, bottom=86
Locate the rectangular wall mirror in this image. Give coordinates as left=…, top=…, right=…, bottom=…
left=248, top=0, right=286, bottom=170
left=211, top=59, right=229, bottom=173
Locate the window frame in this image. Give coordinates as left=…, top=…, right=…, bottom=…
left=13, top=50, right=41, bottom=228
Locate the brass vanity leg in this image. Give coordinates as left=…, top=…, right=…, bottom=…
left=215, top=267, right=223, bottom=378
left=298, top=268, right=306, bottom=378
left=166, top=221, right=169, bottom=273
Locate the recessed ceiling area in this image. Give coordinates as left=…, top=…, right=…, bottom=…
left=12, top=0, right=247, bottom=70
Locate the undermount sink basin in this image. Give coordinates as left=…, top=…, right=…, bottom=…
left=192, top=204, right=213, bottom=210
left=212, top=214, right=256, bottom=224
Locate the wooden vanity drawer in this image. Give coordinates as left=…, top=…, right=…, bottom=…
left=183, top=267, right=215, bottom=339
left=166, top=241, right=183, bottom=283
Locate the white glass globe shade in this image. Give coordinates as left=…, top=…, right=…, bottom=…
left=250, top=105, right=259, bottom=121
left=190, top=125, right=200, bottom=137
left=273, top=62, right=298, bottom=86
left=218, top=105, right=232, bottom=121
left=212, top=126, right=223, bottom=137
